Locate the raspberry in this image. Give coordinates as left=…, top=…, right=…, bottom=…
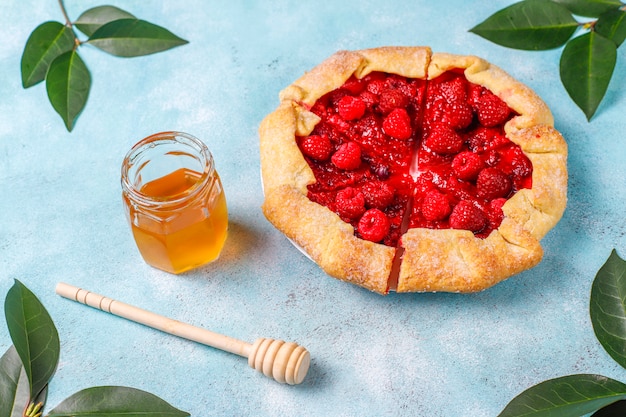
left=415, top=172, right=435, bottom=194
left=449, top=200, right=488, bottom=233
left=387, top=75, right=421, bottom=97
left=484, top=149, right=501, bottom=167
left=352, top=114, right=385, bottom=145
left=427, top=76, right=474, bottom=129
left=361, top=180, right=395, bottom=209
left=500, top=146, right=533, bottom=177
left=467, top=83, right=486, bottom=107
left=451, top=151, right=484, bottom=181
left=336, top=95, right=366, bottom=121
left=382, top=108, right=413, bottom=140
left=366, top=79, right=386, bottom=95
left=490, top=197, right=507, bottom=212
left=467, top=126, right=509, bottom=152
left=487, top=198, right=507, bottom=226
left=310, top=100, right=328, bottom=118
left=359, top=91, right=378, bottom=109
left=476, top=167, right=512, bottom=200
left=300, top=135, right=332, bottom=161
left=445, top=175, right=474, bottom=201
left=421, top=189, right=452, bottom=221
left=438, top=76, right=468, bottom=103
left=335, top=187, right=366, bottom=220
left=331, top=142, right=362, bottom=170
left=446, top=101, right=474, bottom=130
left=424, top=123, right=464, bottom=155
left=474, top=91, right=511, bottom=127
left=362, top=72, right=387, bottom=84
left=357, top=208, right=391, bottom=242
left=426, top=99, right=473, bottom=130
left=328, top=89, right=348, bottom=106
left=342, top=76, right=365, bottom=94
left=326, top=113, right=350, bottom=132
left=378, top=89, right=409, bottom=114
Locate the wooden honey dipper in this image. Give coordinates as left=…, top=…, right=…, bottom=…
left=55, top=282, right=310, bottom=385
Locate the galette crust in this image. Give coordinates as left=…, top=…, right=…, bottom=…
left=397, top=218, right=543, bottom=293
left=262, top=185, right=395, bottom=294
left=260, top=47, right=567, bottom=294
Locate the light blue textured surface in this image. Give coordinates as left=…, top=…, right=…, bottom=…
left=1, top=1, right=626, bottom=416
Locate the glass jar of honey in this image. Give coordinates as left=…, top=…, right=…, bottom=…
left=121, top=131, right=228, bottom=274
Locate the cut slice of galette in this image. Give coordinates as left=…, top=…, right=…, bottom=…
left=260, top=47, right=567, bottom=294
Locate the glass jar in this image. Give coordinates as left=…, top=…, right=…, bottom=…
left=121, top=131, right=228, bottom=274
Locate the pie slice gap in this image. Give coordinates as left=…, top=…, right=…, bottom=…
left=260, top=47, right=567, bottom=294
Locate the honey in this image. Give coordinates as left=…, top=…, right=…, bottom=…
left=121, top=132, right=228, bottom=274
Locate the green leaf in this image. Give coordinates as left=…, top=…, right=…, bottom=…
left=0, top=347, right=48, bottom=417
left=552, top=0, right=623, bottom=17
left=0, top=352, right=49, bottom=417
left=0, top=346, right=30, bottom=417
left=45, top=50, right=91, bottom=131
left=591, top=400, right=626, bottom=416
left=74, top=5, right=136, bottom=37
left=595, top=9, right=626, bottom=47
left=4, top=280, right=59, bottom=401
left=590, top=249, right=626, bottom=369
left=87, top=19, right=188, bottom=57
left=469, top=0, right=579, bottom=50
left=560, top=31, right=617, bottom=120
left=20, top=21, right=75, bottom=88
left=47, top=386, right=190, bottom=417
left=498, top=374, right=626, bottom=417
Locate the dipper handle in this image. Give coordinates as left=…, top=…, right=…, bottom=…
left=55, top=282, right=310, bottom=385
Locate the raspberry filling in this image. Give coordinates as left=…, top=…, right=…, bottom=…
left=297, top=70, right=532, bottom=246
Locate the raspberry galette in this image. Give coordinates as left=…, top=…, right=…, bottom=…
left=260, top=47, right=567, bottom=294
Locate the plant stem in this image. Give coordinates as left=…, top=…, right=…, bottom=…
left=57, top=0, right=82, bottom=48
left=58, top=0, right=72, bottom=27
left=582, top=20, right=597, bottom=31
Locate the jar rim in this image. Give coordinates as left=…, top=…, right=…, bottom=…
left=121, top=131, right=214, bottom=208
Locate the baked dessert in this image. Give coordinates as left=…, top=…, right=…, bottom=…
left=260, top=47, right=567, bottom=294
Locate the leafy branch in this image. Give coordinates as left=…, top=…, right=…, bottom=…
left=470, top=0, right=626, bottom=121
left=498, top=250, right=626, bottom=416
left=20, top=2, right=188, bottom=131
left=0, top=280, right=189, bottom=417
